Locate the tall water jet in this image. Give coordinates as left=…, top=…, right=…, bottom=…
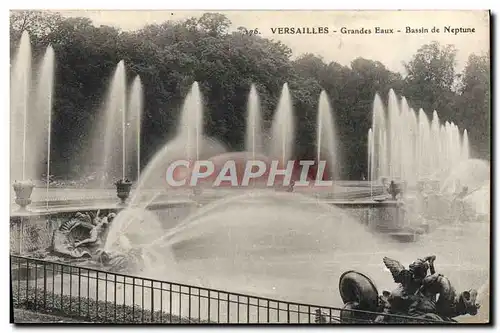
left=34, top=46, right=55, bottom=204
left=430, top=111, right=441, bottom=171
left=130, top=84, right=227, bottom=205
left=368, top=128, right=373, bottom=181
left=269, top=83, right=294, bottom=165
left=417, top=109, right=431, bottom=178
left=245, top=84, right=263, bottom=159
left=399, top=97, right=411, bottom=183
left=440, top=124, right=448, bottom=173
left=10, top=31, right=32, bottom=182
left=369, top=90, right=472, bottom=187
left=462, top=129, right=470, bottom=161
left=316, top=90, right=337, bottom=180
left=96, top=60, right=127, bottom=187
left=371, top=94, right=387, bottom=181
left=126, top=76, right=143, bottom=181
left=387, top=89, right=400, bottom=178
left=178, top=82, right=204, bottom=162
left=407, top=107, right=419, bottom=184
left=451, top=123, right=460, bottom=167
left=368, top=127, right=374, bottom=199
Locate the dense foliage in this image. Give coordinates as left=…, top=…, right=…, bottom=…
left=10, top=11, right=490, bottom=180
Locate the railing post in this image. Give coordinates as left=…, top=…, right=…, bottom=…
left=114, top=274, right=117, bottom=322
left=78, top=267, right=81, bottom=317
left=43, top=264, right=47, bottom=310
left=151, top=280, right=154, bottom=323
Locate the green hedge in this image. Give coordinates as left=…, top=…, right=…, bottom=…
left=12, top=284, right=204, bottom=324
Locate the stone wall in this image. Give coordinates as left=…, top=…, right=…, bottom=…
left=10, top=209, right=118, bottom=255
left=10, top=201, right=413, bottom=256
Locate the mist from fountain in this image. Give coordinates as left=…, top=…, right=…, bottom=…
left=316, top=91, right=338, bottom=180
left=369, top=94, right=386, bottom=182
left=11, top=31, right=32, bottom=182
left=11, top=31, right=55, bottom=185
left=103, top=190, right=489, bottom=314
left=88, top=61, right=145, bottom=187
left=126, top=76, right=143, bottom=182
left=269, top=83, right=294, bottom=165
left=35, top=46, right=55, bottom=203
left=462, top=129, right=470, bottom=161
left=178, top=82, right=203, bottom=162
left=245, top=84, right=263, bottom=159
left=369, top=89, right=470, bottom=186
left=128, top=82, right=229, bottom=204
left=387, top=89, right=400, bottom=178
left=94, top=60, right=127, bottom=187
left=368, top=128, right=373, bottom=193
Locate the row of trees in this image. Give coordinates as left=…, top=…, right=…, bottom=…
left=10, top=11, right=490, bottom=179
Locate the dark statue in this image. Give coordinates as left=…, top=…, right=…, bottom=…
left=336, top=256, right=480, bottom=323
left=376, top=255, right=480, bottom=322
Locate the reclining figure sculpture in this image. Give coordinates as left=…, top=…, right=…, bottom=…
left=52, top=211, right=116, bottom=259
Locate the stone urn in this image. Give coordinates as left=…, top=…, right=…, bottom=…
left=13, top=180, right=34, bottom=211
left=115, top=179, right=133, bottom=205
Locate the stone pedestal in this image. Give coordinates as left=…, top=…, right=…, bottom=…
left=10, top=215, right=54, bottom=255
left=10, top=216, right=25, bottom=255
left=423, top=193, right=446, bottom=220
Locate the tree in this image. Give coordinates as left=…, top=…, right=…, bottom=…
left=10, top=10, right=63, bottom=56
left=10, top=10, right=62, bottom=40
left=197, top=13, right=231, bottom=36
left=402, top=41, right=460, bottom=131
left=9, top=11, right=490, bottom=179
left=404, top=41, right=457, bottom=91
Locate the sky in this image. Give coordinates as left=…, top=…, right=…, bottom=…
left=55, top=10, right=490, bottom=75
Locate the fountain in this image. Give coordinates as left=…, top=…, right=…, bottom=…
left=10, top=31, right=55, bottom=211
left=36, top=46, right=56, bottom=207
left=10, top=31, right=32, bottom=184
left=96, top=60, right=127, bottom=188
left=100, top=190, right=489, bottom=318
left=316, top=91, right=338, bottom=181
left=368, top=89, right=471, bottom=188
left=368, top=128, right=373, bottom=181
left=128, top=81, right=344, bottom=206
left=126, top=76, right=143, bottom=182
left=178, top=82, right=204, bottom=163
left=85, top=61, right=145, bottom=203
left=128, top=82, right=229, bottom=205
left=8, top=30, right=491, bottom=324
left=245, top=84, right=263, bottom=160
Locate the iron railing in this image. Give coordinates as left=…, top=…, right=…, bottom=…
left=11, top=255, right=446, bottom=324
